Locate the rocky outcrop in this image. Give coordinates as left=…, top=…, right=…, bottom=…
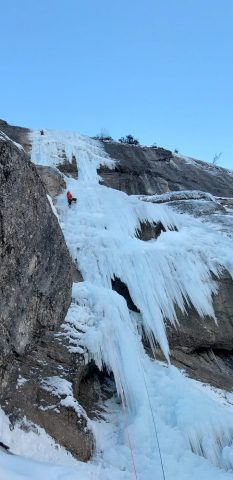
left=57, top=154, right=78, bottom=178
left=136, top=220, right=178, bottom=241
left=0, top=133, right=72, bottom=359
left=0, top=119, right=30, bottom=153
left=0, top=133, right=94, bottom=460
left=142, top=193, right=233, bottom=390
left=1, top=333, right=94, bottom=460
left=168, top=271, right=233, bottom=353
left=99, top=141, right=233, bottom=197
left=136, top=220, right=166, bottom=241
left=163, top=270, right=233, bottom=390
left=36, top=165, right=66, bottom=197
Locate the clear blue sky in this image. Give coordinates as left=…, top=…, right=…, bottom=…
left=1, top=0, right=233, bottom=168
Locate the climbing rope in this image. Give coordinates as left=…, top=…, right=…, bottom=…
left=111, top=342, right=139, bottom=480
left=124, top=414, right=139, bottom=480
left=109, top=325, right=166, bottom=480
left=138, top=350, right=166, bottom=480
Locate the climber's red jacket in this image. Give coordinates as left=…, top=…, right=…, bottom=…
left=66, top=191, right=72, bottom=201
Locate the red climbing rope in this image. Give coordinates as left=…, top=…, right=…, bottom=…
left=121, top=396, right=139, bottom=480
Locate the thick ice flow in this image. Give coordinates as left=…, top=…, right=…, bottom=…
left=25, top=129, right=233, bottom=478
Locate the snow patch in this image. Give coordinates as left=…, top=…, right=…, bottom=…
left=46, top=194, right=59, bottom=218
left=41, top=376, right=85, bottom=417
left=140, top=189, right=216, bottom=204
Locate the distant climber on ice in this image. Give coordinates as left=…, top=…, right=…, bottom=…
left=40, top=130, right=44, bottom=135
left=66, top=190, right=77, bottom=207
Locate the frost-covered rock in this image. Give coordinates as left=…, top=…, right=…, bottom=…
left=2, top=332, right=95, bottom=461
left=141, top=189, right=216, bottom=203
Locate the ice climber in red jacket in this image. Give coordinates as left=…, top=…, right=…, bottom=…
left=66, top=191, right=77, bottom=207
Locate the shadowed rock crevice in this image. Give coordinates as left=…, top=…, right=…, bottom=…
left=111, top=277, right=140, bottom=313
left=136, top=220, right=178, bottom=241
left=57, top=153, right=78, bottom=178
left=136, top=220, right=166, bottom=241
left=74, top=366, right=116, bottom=420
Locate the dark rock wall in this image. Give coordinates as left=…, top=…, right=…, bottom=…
left=167, top=271, right=233, bottom=352
left=1, top=333, right=94, bottom=461
left=0, top=119, right=30, bottom=152
left=36, top=165, right=66, bottom=197
left=144, top=271, right=233, bottom=391
left=0, top=134, right=72, bottom=359
left=100, top=142, right=233, bottom=197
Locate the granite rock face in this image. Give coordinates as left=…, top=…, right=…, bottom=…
left=0, top=119, right=30, bottom=153
left=0, top=133, right=72, bottom=359
left=100, top=141, right=233, bottom=197
left=167, top=271, right=233, bottom=353
left=1, top=332, right=95, bottom=460
left=36, top=165, right=66, bottom=197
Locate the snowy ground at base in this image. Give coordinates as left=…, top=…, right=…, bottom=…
left=92, top=360, right=233, bottom=480
left=1, top=362, right=233, bottom=480
left=2, top=128, right=233, bottom=480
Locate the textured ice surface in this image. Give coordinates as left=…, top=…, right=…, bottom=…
left=2, top=129, right=230, bottom=479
